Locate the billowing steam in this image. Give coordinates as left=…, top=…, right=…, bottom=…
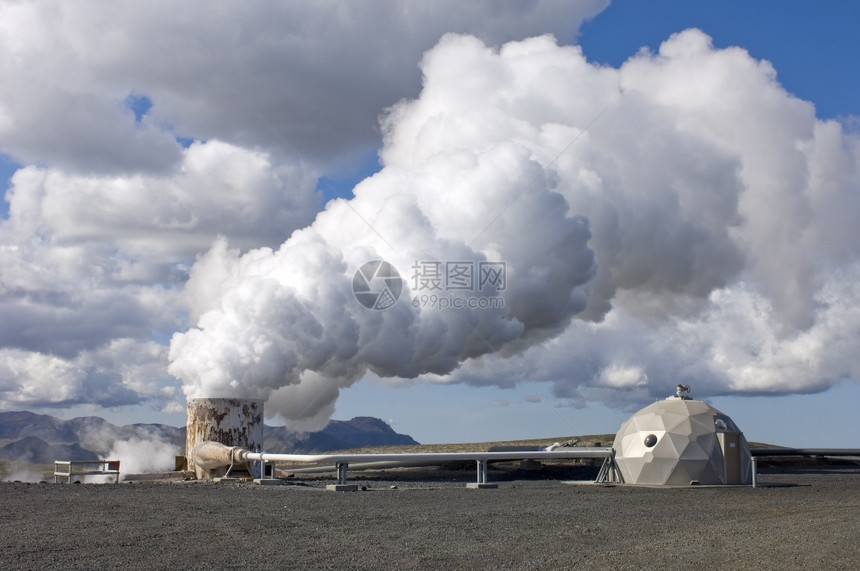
left=103, top=436, right=178, bottom=477
left=169, top=30, right=860, bottom=428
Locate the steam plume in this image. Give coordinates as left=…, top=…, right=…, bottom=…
left=169, top=31, right=860, bottom=427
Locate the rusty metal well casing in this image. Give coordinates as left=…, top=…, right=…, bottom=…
left=185, top=398, right=263, bottom=479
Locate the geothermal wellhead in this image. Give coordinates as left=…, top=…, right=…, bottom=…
left=185, top=398, right=264, bottom=479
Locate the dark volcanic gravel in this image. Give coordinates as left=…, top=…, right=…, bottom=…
left=1, top=467, right=858, bottom=570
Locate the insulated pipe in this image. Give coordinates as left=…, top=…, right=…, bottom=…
left=188, top=441, right=236, bottom=471
left=239, top=447, right=614, bottom=465
left=748, top=448, right=860, bottom=488
left=287, top=460, right=444, bottom=474
left=190, top=441, right=613, bottom=469
left=749, top=448, right=860, bottom=457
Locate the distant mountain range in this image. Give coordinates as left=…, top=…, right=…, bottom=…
left=0, top=410, right=419, bottom=465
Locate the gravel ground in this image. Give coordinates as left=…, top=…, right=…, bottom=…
left=1, top=466, right=858, bottom=570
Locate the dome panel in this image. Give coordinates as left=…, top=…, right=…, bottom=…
left=677, top=440, right=710, bottom=460
left=670, top=418, right=695, bottom=437
left=689, top=414, right=716, bottom=431
left=655, top=411, right=690, bottom=431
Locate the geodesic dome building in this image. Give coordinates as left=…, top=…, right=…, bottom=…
left=612, top=390, right=752, bottom=485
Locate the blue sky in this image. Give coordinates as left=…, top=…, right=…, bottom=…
left=578, top=1, right=860, bottom=121
left=1, top=1, right=858, bottom=450
left=0, top=155, right=17, bottom=219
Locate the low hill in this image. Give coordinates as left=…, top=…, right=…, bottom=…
left=0, top=436, right=99, bottom=464
left=264, top=417, right=419, bottom=453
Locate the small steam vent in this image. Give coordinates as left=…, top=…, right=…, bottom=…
left=186, top=398, right=263, bottom=479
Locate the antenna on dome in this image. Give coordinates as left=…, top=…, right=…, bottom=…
left=675, top=384, right=691, bottom=399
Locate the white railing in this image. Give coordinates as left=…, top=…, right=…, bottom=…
left=54, top=460, right=120, bottom=484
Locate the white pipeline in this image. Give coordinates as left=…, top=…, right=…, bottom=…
left=189, top=441, right=613, bottom=468
left=238, top=448, right=614, bottom=464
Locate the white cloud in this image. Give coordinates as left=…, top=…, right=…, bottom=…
left=0, top=0, right=607, bottom=172
left=0, top=340, right=172, bottom=409
left=0, top=140, right=319, bottom=409
left=6, top=141, right=319, bottom=256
